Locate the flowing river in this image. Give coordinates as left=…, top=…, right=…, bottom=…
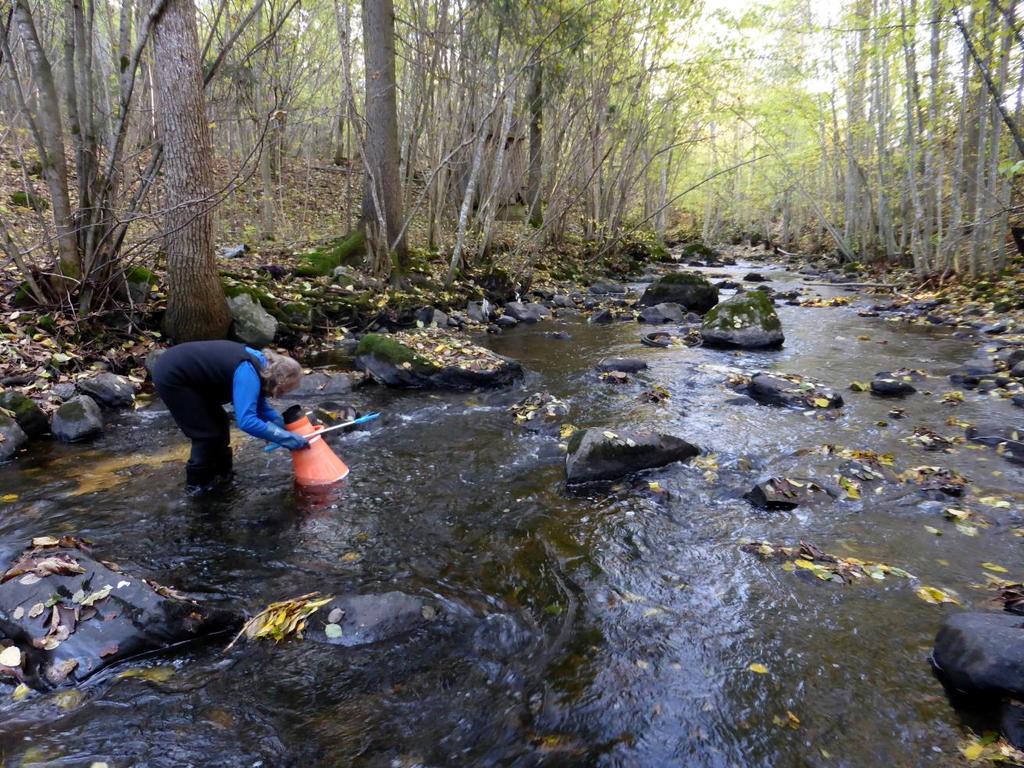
left=1, top=260, right=1022, bottom=767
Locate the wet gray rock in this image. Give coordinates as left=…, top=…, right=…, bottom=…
left=504, top=302, right=549, bottom=324
left=565, top=427, right=699, bottom=483
left=0, top=391, right=48, bottom=437
left=589, top=280, right=625, bottom=294
left=589, top=309, right=614, bottom=325
left=743, top=272, right=767, bottom=282
left=467, top=300, right=493, bottom=323
left=1013, top=361, right=1024, bottom=378
left=871, top=377, right=917, bottom=397
left=637, top=302, right=685, bottom=324
left=744, top=477, right=832, bottom=510
left=354, top=333, right=522, bottom=390
left=638, top=272, right=718, bottom=314
left=495, top=315, right=519, bottom=328
left=51, top=396, right=103, bottom=442
left=545, top=331, right=572, bottom=341
left=0, top=414, right=28, bottom=461
left=303, top=592, right=432, bottom=648
left=701, top=291, right=784, bottom=349
left=415, top=307, right=448, bottom=328
left=997, top=348, right=1024, bottom=367
left=553, top=294, right=575, bottom=308
left=472, top=613, right=533, bottom=660
left=1014, top=394, right=1024, bottom=408
left=965, top=422, right=1024, bottom=465
left=289, top=371, right=353, bottom=399
left=51, top=383, right=77, bottom=402
left=77, top=372, right=136, bottom=408
left=227, top=292, right=277, bottom=347
left=746, top=373, right=844, bottom=409
left=0, top=539, right=239, bottom=689
left=933, top=612, right=1024, bottom=699
left=595, top=357, right=648, bottom=373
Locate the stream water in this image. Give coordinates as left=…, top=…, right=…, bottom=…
left=1, top=261, right=1023, bottom=767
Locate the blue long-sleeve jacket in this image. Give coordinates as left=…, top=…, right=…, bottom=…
left=233, top=347, right=287, bottom=443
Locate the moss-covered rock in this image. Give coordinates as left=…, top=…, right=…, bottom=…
left=9, top=191, right=49, bottom=211
left=51, top=395, right=103, bottom=442
left=355, top=329, right=522, bottom=389
left=565, top=427, right=699, bottom=483
left=701, top=291, right=784, bottom=349
left=0, top=391, right=49, bottom=437
left=0, top=413, right=28, bottom=461
left=638, top=271, right=718, bottom=313
left=296, top=231, right=366, bottom=277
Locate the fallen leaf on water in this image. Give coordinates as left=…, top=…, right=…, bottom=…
left=117, top=666, right=175, bottom=683
left=27, top=602, right=44, bottom=619
left=30, top=536, right=59, bottom=547
left=915, top=585, right=961, bottom=605
left=982, top=562, right=1009, bottom=573
left=748, top=663, right=769, bottom=674
left=324, top=623, right=343, bottom=639
left=978, top=496, right=1011, bottom=509
left=812, top=397, right=831, bottom=408
left=12, top=683, right=30, bottom=701
left=924, top=525, right=942, bottom=535
left=1, top=494, right=18, bottom=503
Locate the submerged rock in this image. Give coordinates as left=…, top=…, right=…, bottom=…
left=745, top=373, right=844, bottom=409
left=302, top=592, right=433, bottom=648
left=744, top=477, right=832, bottom=510
left=595, top=357, right=648, bottom=373
left=701, top=291, right=784, bottom=349
left=589, top=309, right=614, bottom=325
left=933, top=612, right=1024, bottom=699
left=0, top=414, right=28, bottom=461
left=51, top=396, right=103, bottom=442
left=510, top=392, right=569, bottom=431
left=965, top=423, right=1024, bottom=465
left=503, top=302, right=549, bottom=324
left=227, top=292, right=277, bottom=347
left=77, top=372, right=136, bottom=408
left=638, top=272, right=718, bottom=314
left=637, top=302, right=686, bottom=324
left=0, top=391, right=48, bottom=437
left=355, top=329, right=522, bottom=389
left=0, top=537, right=239, bottom=689
left=565, top=427, right=698, bottom=483
left=589, top=280, right=626, bottom=295
left=495, top=315, right=519, bottom=328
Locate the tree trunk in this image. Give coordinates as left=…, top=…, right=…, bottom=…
left=526, top=56, right=543, bottom=228
left=361, top=0, right=407, bottom=277
left=152, top=0, right=229, bottom=341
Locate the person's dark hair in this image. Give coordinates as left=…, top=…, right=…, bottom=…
left=258, top=351, right=303, bottom=398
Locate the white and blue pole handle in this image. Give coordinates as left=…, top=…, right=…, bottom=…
left=263, top=412, right=381, bottom=452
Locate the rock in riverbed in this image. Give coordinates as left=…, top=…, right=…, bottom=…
left=0, top=414, right=28, bottom=461
left=565, top=427, right=699, bottom=483
left=0, top=536, right=239, bottom=689
left=595, top=357, right=648, bottom=373
left=0, top=391, right=48, bottom=438
left=503, top=302, right=549, bottom=324
left=744, top=373, right=844, bottom=409
left=745, top=477, right=832, bottom=510
left=701, top=291, right=784, bottom=349
left=637, top=302, right=686, bottom=324
left=933, top=612, right=1024, bottom=699
left=50, top=396, right=103, bottom=442
left=355, top=329, right=521, bottom=389
left=638, top=272, right=718, bottom=314
left=965, top=422, right=1024, bottom=465
left=302, top=592, right=434, bottom=648
left=870, top=375, right=917, bottom=397
left=76, top=372, right=136, bottom=408
left=227, top=292, right=277, bottom=347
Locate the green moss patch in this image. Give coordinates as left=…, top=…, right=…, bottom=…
left=355, top=333, right=436, bottom=373
left=296, top=231, right=366, bottom=277
left=704, top=290, right=781, bottom=332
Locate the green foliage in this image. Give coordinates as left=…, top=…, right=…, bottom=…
left=295, top=231, right=366, bottom=277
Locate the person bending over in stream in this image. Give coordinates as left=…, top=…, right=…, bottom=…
left=153, top=340, right=309, bottom=493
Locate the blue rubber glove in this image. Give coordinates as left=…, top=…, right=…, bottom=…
left=265, top=424, right=310, bottom=451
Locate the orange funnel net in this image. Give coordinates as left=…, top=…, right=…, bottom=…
left=284, top=413, right=349, bottom=486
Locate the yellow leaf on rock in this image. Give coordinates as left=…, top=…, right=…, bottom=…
left=813, top=397, right=831, bottom=408
left=748, top=663, right=769, bottom=674
left=961, top=741, right=985, bottom=761
left=982, top=562, right=1008, bottom=573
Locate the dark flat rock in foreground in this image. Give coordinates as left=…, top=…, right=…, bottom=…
left=565, top=427, right=698, bottom=484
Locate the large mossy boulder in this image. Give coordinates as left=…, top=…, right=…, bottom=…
left=0, top=391, right=48, bottom=437
left=51, top=396, right=103, bottom=442
left=355, top=329, right=522, bottom=389
left=701, top=291, right=784, bottom=349
left=0, top=537, right=239, bottom=689
left=0, top=414, right=28, bottom=461
left=565, top=427, right=699, bottom=483
left=295, top=231, right=366, bottom=277
left=226, top=292, right=277, bottom=347
left=638, top=271, right=718, bottom=313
